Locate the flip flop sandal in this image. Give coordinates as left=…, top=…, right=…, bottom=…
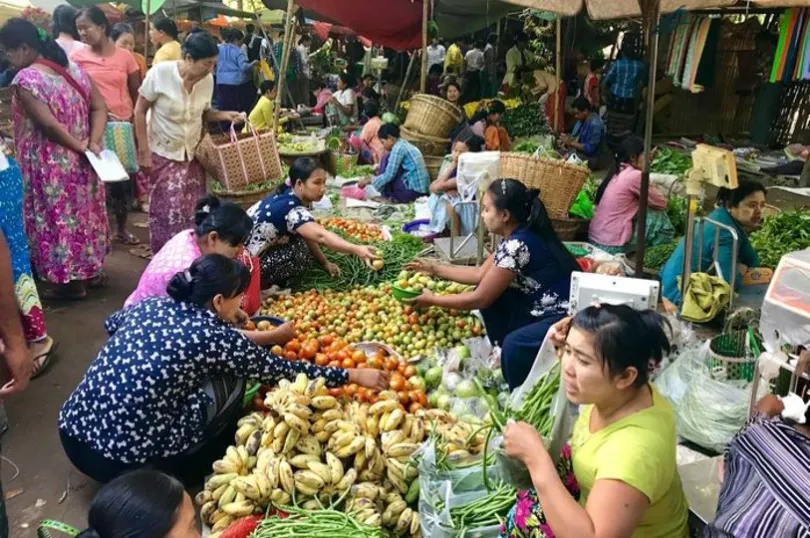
left=114, top=232, right=141, bottom=245
left=87, top=270, right=109, bottom=289
left=129, top=244, right=153, bottom=259
left=31, top=339, right=58, bottom=380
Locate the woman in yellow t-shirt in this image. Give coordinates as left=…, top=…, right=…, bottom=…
left=502, top=305, right=689, bottom=538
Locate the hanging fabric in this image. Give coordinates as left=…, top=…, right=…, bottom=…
left=693, top=18, right=723, bottom=92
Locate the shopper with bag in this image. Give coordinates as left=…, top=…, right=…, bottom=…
left=59, top=254, right=389, bottom=484
left=134, top=31, right=245, bottom=253
left=124, top=194, right=292, bottom=346
left=73, top=6, right=142, bottom=246
left=500, top=306, right=689, bottom=538
left=0, top=18, right=110, bottom=301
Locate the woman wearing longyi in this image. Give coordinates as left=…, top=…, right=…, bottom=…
left=500, top=305, right=689, bottom=538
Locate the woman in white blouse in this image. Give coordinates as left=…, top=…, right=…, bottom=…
left=327, top=72, right=358, bottom=128
left=134, top=31, right=244, bottom=253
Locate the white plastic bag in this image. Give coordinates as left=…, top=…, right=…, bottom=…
left=419, top=479, right=503, bottom=538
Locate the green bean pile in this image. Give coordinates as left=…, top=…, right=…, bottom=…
left=294, top=231, right=426, bottom=291
left=512, top=363, right=561, bottom=437
left=435, top=482, right=516, bottom=532
left=252, top=506, right=386, bottom=538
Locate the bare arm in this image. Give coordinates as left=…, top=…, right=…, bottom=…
left=88, top=80, right=108, bottom=148
left=414, top=265, right=513, bottom=311
left=204, top=109, right=245, bottom=123
left=17, top=88, right=86, bottom=153
left=305, top=238, right=330, bottom=267
left=412, top=255, right=494, bottom=286
left=0, top=231, right=31, bottom=398
left=297, top=221, right=365, bottom=257
left=126, top=72, right=141, bottom=113
left=133, top=95, right=153, bottom=170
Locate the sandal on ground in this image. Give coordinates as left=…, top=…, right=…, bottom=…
left=114, top=232, right=141, bottom=245
left=31, top=337, right=57, bottom=380
left=129, top=244, right=153, bottom=259
left=87, top=270, right=109, bottom=289
left=40, top=284, right=87, bottom=301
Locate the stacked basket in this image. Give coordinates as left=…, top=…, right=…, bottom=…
left=499, top=153, right=590, bottom=240
left=401, top=94, right=462, bottom=180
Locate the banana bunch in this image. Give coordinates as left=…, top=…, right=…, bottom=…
left=423, top=408, right=487, bottom=462
left=345, top=482, right=422, bottom=537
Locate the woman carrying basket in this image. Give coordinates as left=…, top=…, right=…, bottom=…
left=134, top=30, right=245, bottom=253
left=407, top=179, right=579, bottom=389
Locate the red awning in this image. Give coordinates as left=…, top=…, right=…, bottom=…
left=311, top=21, right=373, bottom=47
left=296, top=0, right=423, bottom=50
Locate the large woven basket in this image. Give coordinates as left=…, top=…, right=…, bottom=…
left=401, top=126, right=448, bottom=157
left=424, top=155, right=445, bottom=180
left=196, top=125, right=284, bottom=192
left=499, top=153, right=589, bottom=218
left=551, top=216, right=587, bottom=241
left=214, top=186, right=274, bottom=210
left=403, top=93, right=464, bottom=139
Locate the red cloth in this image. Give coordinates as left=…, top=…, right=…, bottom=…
left=297, top=0, right=423, bottom=51
left=311, top=22, right=372, bottom=48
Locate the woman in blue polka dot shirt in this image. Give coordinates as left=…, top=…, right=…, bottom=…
left=58, top=254, right=388, bottom=484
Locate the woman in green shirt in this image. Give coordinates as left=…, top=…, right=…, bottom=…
left=502, top=305, right=688, bottom=538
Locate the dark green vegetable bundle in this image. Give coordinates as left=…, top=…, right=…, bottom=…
left=502, top=102, right=550, bottom=138
left=294, top=231, right=426, bottom=291
left=750, top=209, right=810, bottom=268
left=434, top=482, right=516, bottom=531
left=513, top=139, right=540, bottom=154
left=651, top=147, right=692, bottom=176
left=342, top=165, right=377, bottom=178
left=667, top=195, right=689, bottom=236
left=643, top=240, right=680, bottom=270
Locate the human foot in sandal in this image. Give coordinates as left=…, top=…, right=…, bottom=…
left=87, top=269, right=109, bottom=289
left=40, top=282, right=87, bottom=301
left=30, top=336, right=57, bottom=379
left=114, top=232, right=141, bottom=245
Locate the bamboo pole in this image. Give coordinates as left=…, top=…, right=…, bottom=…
left=273, top=0, right=296, bottom=134
left=635, top=0, right=661, bottom=279
left=420, top=0, right=429, bottom=93
left=144, top=0, right=151, bottom=63
left=554, top=17, right=561, bottom=131
left=396, top=50, right=419, bottom=111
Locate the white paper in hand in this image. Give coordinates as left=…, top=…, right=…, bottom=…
left=85, top=150, right=128, bottom=183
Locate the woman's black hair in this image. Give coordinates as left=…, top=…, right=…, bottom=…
left=228, top=28, right=244, bottom=43
left=338, top=72, right=353, bottom=87
left=110, top=22, right=134, bottom=43
left=75, top=470, right=185, bottom=538
left=0, top=18, right=69, bottom=67
left=275, top=157, right=325, bottom=194
left=193, top=195, right=253, bottom=247
left=470, top=100, right=506, bottom=125
left=571, top=95, right=592, bottom=112
left=590, top=56, right=606, bottom=72
left=76, top=6, right=111, bottom=37
left=182, top=31, right=218, bottom=61
left=364, top=99, right=380, bottom=118
left=260, top=80, right=276, bottom=94
left=167, top=254, right=251, bottom=306
left=571, top=305, right=671, bottom=388
left=595, top=135, right=645, bottom=205
left=52, top=4, right=80, bottom=40
left=428, top=63, right=443, bottom=76
left=716, top=178, right=767, bottom=208
left=152, top=16, right=179, bottom=40
left=457, top=134, right=485, bottom=153
left=487, top=178, right=580, bottom=274
left=379, top=123, right=400, bottom=140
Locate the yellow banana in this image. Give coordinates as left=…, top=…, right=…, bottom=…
left=231, top=475, right=261, bottom=500
left=260, top=430, right=275, bottom=449
left=195, top=490, right=213, bottom=507
left=211, top=515, right=234, bottom=533
left=354, top=447, right=367, bottom=471
left=266, top=457, right=280, bottom=489
left=200, top=501, right=217, bottom=523
left=237, top=413, right=262, bottom=428
left=290, top=454, right=320, bottom=469
left=335, top=468, right=357, bottom=490
left=235, top=423, right=257, bottom=446
left=281, top=428, right=300, bottom=454
left=294, top=469, right=325, bottom=490
left=322, top=409, right=343, bottom=422
left=279, top=460, right=294, bottom=494
left=217, top=485, right=237, bottom=508
left=295, top=434, right=322, bottom=456
left=245, top=430, right=262, bottom=456
left=383, top=409, right=405, bottom=432
left=293, top=373, right=309, bottom=394
left=335, top=436, right=365, bottom=458
left=284, top=413, right=310, bottom=434
left=387, top=443, right=419, bottom=458
left=253, top=471, right=272, bottom=500
left=212, top=459, right=240, bottom=475
left=324, top=420, right=343, bottom=435
left=330, top=431, right=355, bottom=449
left=396, top=508, right=414, bottom=533
left=325, top=452, right=344, bottom=485
left=365, top=513, right=382, bottom=528
left=256, top=450, right=274, bottom=475
left=206, top=472, right=238, bottom=490
left=315, top=431, right=331, bottom=443
left=302, top=499, right=321, bottom=511
left=287, top=403, right=313, bottom=420
left=211, top=484, right=228, bottom=502
left=311, top=418, right=328, bottom=434
left=311, top=395, right=338, bottom=410
left=353, top=482, right=380, bottom=500
left=365, top=437, right=376, bottom=460
left=410, top=509, right=421, bottom=535
left=307, top=461, right=333, bottom=485
left=221, top=500, right=255, bottom=517
left=366, top=415, right=380, bottom=437
left=270, top=488, right=287, bottom=504
left=370, top=399, right=399, bottom=415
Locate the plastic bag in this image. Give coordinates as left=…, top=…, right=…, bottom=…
left=677, top=360, right=750, bottom=453
left=654, top=341, right=710, bottom=408
left=419, top=484, right=502, bottom=538
left=569, top=190, right=594, bottom=220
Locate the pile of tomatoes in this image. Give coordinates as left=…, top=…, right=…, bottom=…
left=260, top=285, right=484, bottom=361
left=319, top=217, right=384, bottom=242
left=268, top=336, right=428, bottom=413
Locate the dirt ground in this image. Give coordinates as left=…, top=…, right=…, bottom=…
left=2, top=218, right=150, bottom=536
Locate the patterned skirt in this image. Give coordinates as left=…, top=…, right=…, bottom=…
left=148, top=153, right=206, bottom=253
left=0, top=158, right=46, bottom=343
left=258, top=235, right=314, bottom=288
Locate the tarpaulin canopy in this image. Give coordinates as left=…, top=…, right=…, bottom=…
left=504, top=0, right=808, bottom=19
left=262, top=0, right=526, bottom=50
left=310, top=21, right=372, bottom=47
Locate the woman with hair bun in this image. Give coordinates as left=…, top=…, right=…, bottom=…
left=0, top=17, right=109, bottom=300
left=60, top=254, right=389, bottom=484
left=77, top=470, right=198, bottom=538
left=407, top=178, right=579, bottom=389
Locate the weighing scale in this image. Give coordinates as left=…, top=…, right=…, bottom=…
left=679, top=144, right=740, bottom=313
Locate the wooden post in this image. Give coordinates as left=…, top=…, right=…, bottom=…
left=554, top=16, right=561, bottom=131
left=397, top=50, right=419, bottom=111
left=420, top=0, right=428, bottom=93
left=273, top=0, right=296, bottom=134
left=144, top=0, right=151, bottom=62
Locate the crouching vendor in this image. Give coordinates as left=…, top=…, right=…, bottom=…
left=58, top=254, right=388, bottom=485
left=407, top=179, right=578, bottom=390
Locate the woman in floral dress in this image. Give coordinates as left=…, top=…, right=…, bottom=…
left=0, top=18, right=109, bottom=300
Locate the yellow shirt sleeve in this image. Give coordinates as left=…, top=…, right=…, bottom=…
left=153, top=41, right=181, bottom=65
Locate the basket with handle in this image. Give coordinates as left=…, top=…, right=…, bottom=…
left=196, top=122, right=284, bottom=192
left=403, top=93, right=464, bottom=139
left=401, top=126, right=448, bottom=157
left=38, top=520, right=80, bottom=538
left=214, top=184, right=275, bottom=210
left=708, top=326, right=760, bottom=382
left=498, top=153, right=589, bottom=218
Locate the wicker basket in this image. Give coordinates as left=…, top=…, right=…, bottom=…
left=403, top=93, right=464, bottom=139
left=551, top=216, right=586, bottom=241
left=214, top=186, right=274, bottom=210
left=424, top=155, right=445, bottom=180
left=708, top=331, right=757, bottom=381
left=401, top=126, right=448, bottom=157
left=499, top=153, right=589, bottom=218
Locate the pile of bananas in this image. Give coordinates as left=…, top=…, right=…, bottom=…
left=427, top=409, right=489, bottom=470
left=346, top=481, right=421, bottom=537
left=198, top=374, right=428, bottom=536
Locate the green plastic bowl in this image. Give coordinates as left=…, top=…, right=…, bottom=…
left=392, top=285, right=420, bottom=302
left=243, top=382, right=261, bottom=408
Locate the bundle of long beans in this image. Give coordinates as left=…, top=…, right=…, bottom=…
left=252, top=505, right=387, bottom=538
left=434, top=482, right=517, bottom=532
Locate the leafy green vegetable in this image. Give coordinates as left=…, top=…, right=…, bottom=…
left=209, top=180, right=278, bottom=194
left=341, top=164, right=377, bottom=178
left=750, top=209, right=810, bottom=268
left=502, top=102, right=551, bottom=138
left=513, top=139, right=540, bottom=154
left=651, top=147, right=692, bottom=176
left=643, top=240, right=680, bottom=270
left=667, top=195, right=689, bottom=236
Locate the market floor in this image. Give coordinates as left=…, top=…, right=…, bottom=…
left=2, top=219, right=150, bottom=536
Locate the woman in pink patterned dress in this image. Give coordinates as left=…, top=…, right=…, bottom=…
left=0, top=18, right=109, bottom=300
